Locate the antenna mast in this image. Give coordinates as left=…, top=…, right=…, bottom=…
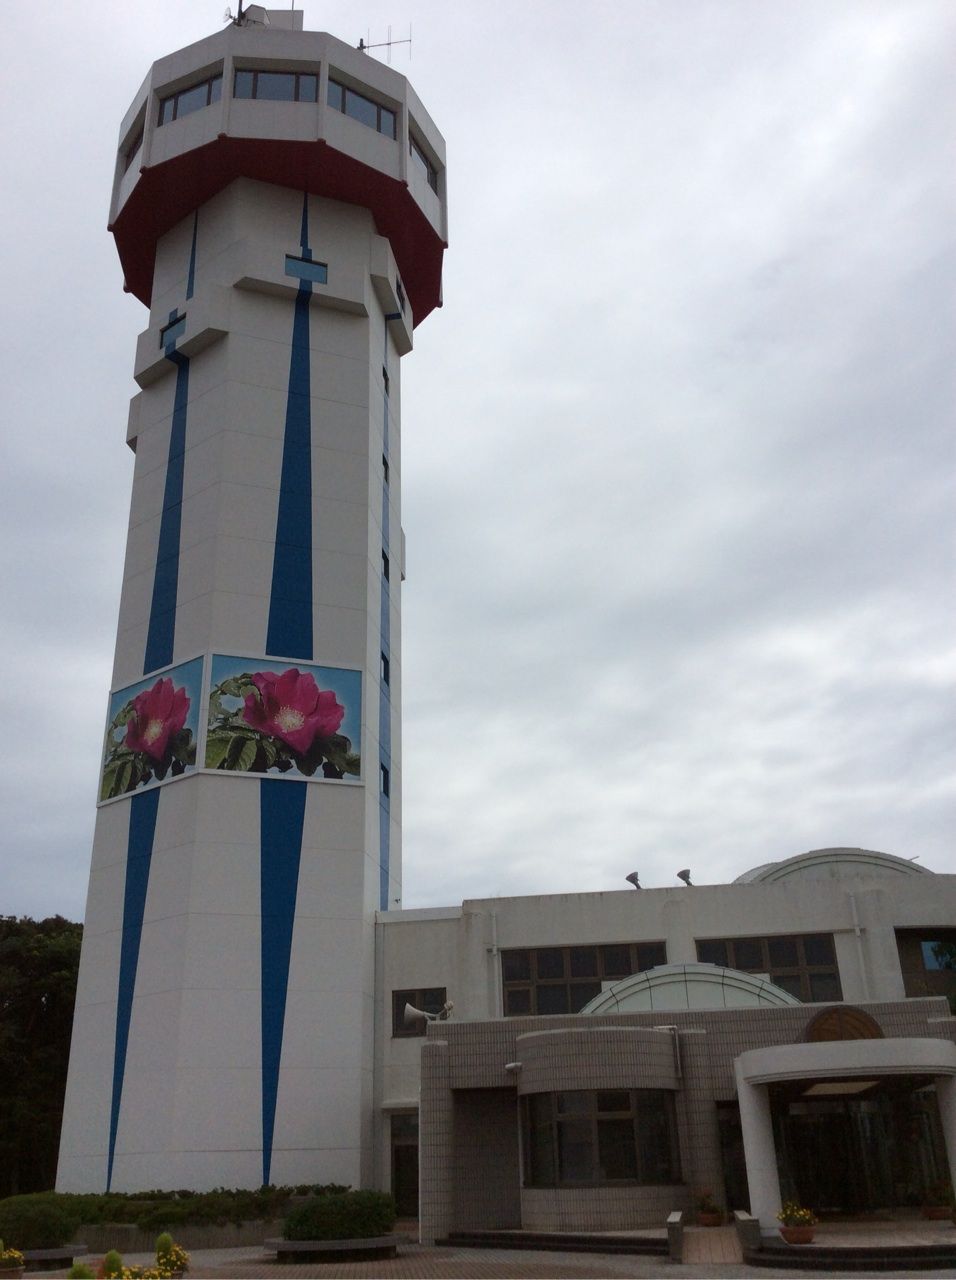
left=357, top=25, right=412, bottom=64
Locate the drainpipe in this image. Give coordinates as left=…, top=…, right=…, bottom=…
left=653, top=1025, right=683, bottom=1079
left=488, top=911, right=503, bottom=1017
left=849, top=893, right=871, bottom=1000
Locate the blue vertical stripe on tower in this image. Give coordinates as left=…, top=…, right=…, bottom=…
left=107, top=787, right=160, bottom=1190
left=259, top=779, right=307, bottom=1186
left=144, top=348, right=189, bottom=674
left=267, top=193, right=313, bottom=661
left=378, top=322, right=392, bottom=909
left=186, top=212, right=199, bottom=301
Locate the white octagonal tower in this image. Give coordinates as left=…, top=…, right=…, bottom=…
left=57, top=8, right=446, bottom=1192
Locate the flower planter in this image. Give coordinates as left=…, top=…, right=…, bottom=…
left=697, top=1212, right=723, bottom=1227
left=0, top=1267, right=25, bottom=1279
left=780, top=1225, right=814, bottom=1244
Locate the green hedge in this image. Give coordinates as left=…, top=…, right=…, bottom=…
left=284, top=1190, right=395, bottom=1241
left=0, top=1193, right=83, bottom=1249
left=0, top=1185, right=349, bottom=1236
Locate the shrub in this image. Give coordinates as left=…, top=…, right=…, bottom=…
left=67, top=1266, right=95, bottom=1279
left=0, top=1193, right=83, bottom=1249
left=103, top=1248, right=124, bottom=1277
left=283, top=1190, right=395, bottom=1241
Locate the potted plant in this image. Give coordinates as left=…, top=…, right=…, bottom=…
left=922, top=1179, right=954, bottom=1220
left=777, top=1201, right=817, bottom=1244
left=155, top=1232, right=190, bottom=1277
left=0, top=1240, right=26, bottom=1279
left=696, top=1189, right=722, bottom=1227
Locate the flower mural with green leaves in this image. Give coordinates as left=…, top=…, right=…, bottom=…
left=99, top=658, right=202, bottom=802
left=205, top=657, right=361, bottom=779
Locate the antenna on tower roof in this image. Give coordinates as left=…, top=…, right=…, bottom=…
left=357, top=25, right=412, bottom=64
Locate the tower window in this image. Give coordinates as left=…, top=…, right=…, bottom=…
left=382, top=454, right=390, bottom=484
left=327, top=78, right=397, bottom=139
left=382, top=551, right=390, bottom=581
left=159, top=315, right=186, bottom=349
left=396, top=276, right=406, bottom=314
left=380, top=764, right=390, bottom=797
left=158, top=73, right=222, bottom=126
left=409, top=134, right=439, bottom=194
left=122, top=125, right=144, bottom=173
left=382, top=366, right=390, bottom=397
left=381, top=651, right=390, bottom=685
left=234, top=69, right=318, bottom=103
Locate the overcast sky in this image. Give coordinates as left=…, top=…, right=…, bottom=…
left=1, top=0, right=953, bottom=920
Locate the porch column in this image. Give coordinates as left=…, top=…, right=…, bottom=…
left=936, top=1075, right=956, bottom=1185
left=734, top=1060, right=781, bottom=1232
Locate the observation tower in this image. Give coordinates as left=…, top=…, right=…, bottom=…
left=57, top=6, right=446, bottom=1191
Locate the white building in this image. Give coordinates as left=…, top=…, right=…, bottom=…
left=58, top=9, right=956, bottom=1241
left=377, top=847, right=956, bottom=1235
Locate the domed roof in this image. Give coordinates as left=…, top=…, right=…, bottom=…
left=579, top=963, right=801, bottom=1014
left=734, top=847, right=930, bottom=884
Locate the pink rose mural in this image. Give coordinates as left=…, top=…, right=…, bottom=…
left=100, top=658, right=201, bottom=802
left=205, top=656, right=361, bottom=780
left=124, top=677, right=190, bottom=760
left=242, top=668, right=345, bottom=754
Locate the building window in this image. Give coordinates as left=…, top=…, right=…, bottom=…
left=380, top=763, right=390, bottom=796
left=396, top=276, right=406, bottom=314
left=381, top=651, right=390, bottom=685
left=409, top=133, right=439, bottom=193
left=122, top=125, right=144, bottom=172
left=382, top=454, right=389, bottom=484
left=160, top=315, right=186, bottom=349
left=327, top=78, right=396, bottom=138
left=501, top=942, right=666, bottom=1017
left=158, top=73, right=222, bottom=126
left=392, top=987, right=447, bottom=1037
left=382, top=365, right=390, bottom=397
left=896, top=929, right=956, bottom=1009
left=521, top=1090, right=681, bottom=1187
left=382, top=551, right=390, bottom=581
left=234, top=68, right=318, bottom=102
left=695, top=933, right=842, bottom=1003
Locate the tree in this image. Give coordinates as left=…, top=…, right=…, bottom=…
left=0, top=916, right=83, bottom=1197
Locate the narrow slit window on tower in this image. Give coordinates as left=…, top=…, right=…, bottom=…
left=409, top=133, right=439, bottom=194
left=396, top=276, right=406, bottom=314
left=122, top=124, right=144, bottom=172
left=381, top=651, right=390, bottom=685
left=380, top=764, right=390, bottom=797
left=159, top=315, right=186, bottom=349
left=382, top=550, right=390, bottom=581
left=382, top=454, right=389, bottom=484
left=382, top=366, right=390, bottom=397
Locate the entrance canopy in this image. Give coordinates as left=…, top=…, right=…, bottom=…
left=737, top=1036, right=956, bottom=1086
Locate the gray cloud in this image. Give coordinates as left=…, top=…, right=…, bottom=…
left=1, top=0, right=952, bottom=920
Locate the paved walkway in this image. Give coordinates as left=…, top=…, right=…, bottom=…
left=31, top=1237, right=956, bottom=1280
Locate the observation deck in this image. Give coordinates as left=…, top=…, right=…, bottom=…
left=109, top=14, right=447, bottom=325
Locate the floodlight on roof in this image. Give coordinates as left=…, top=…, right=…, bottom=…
left=676, top=869, right=693, bottom=886
left=625, top=871, right=642, bottom=889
